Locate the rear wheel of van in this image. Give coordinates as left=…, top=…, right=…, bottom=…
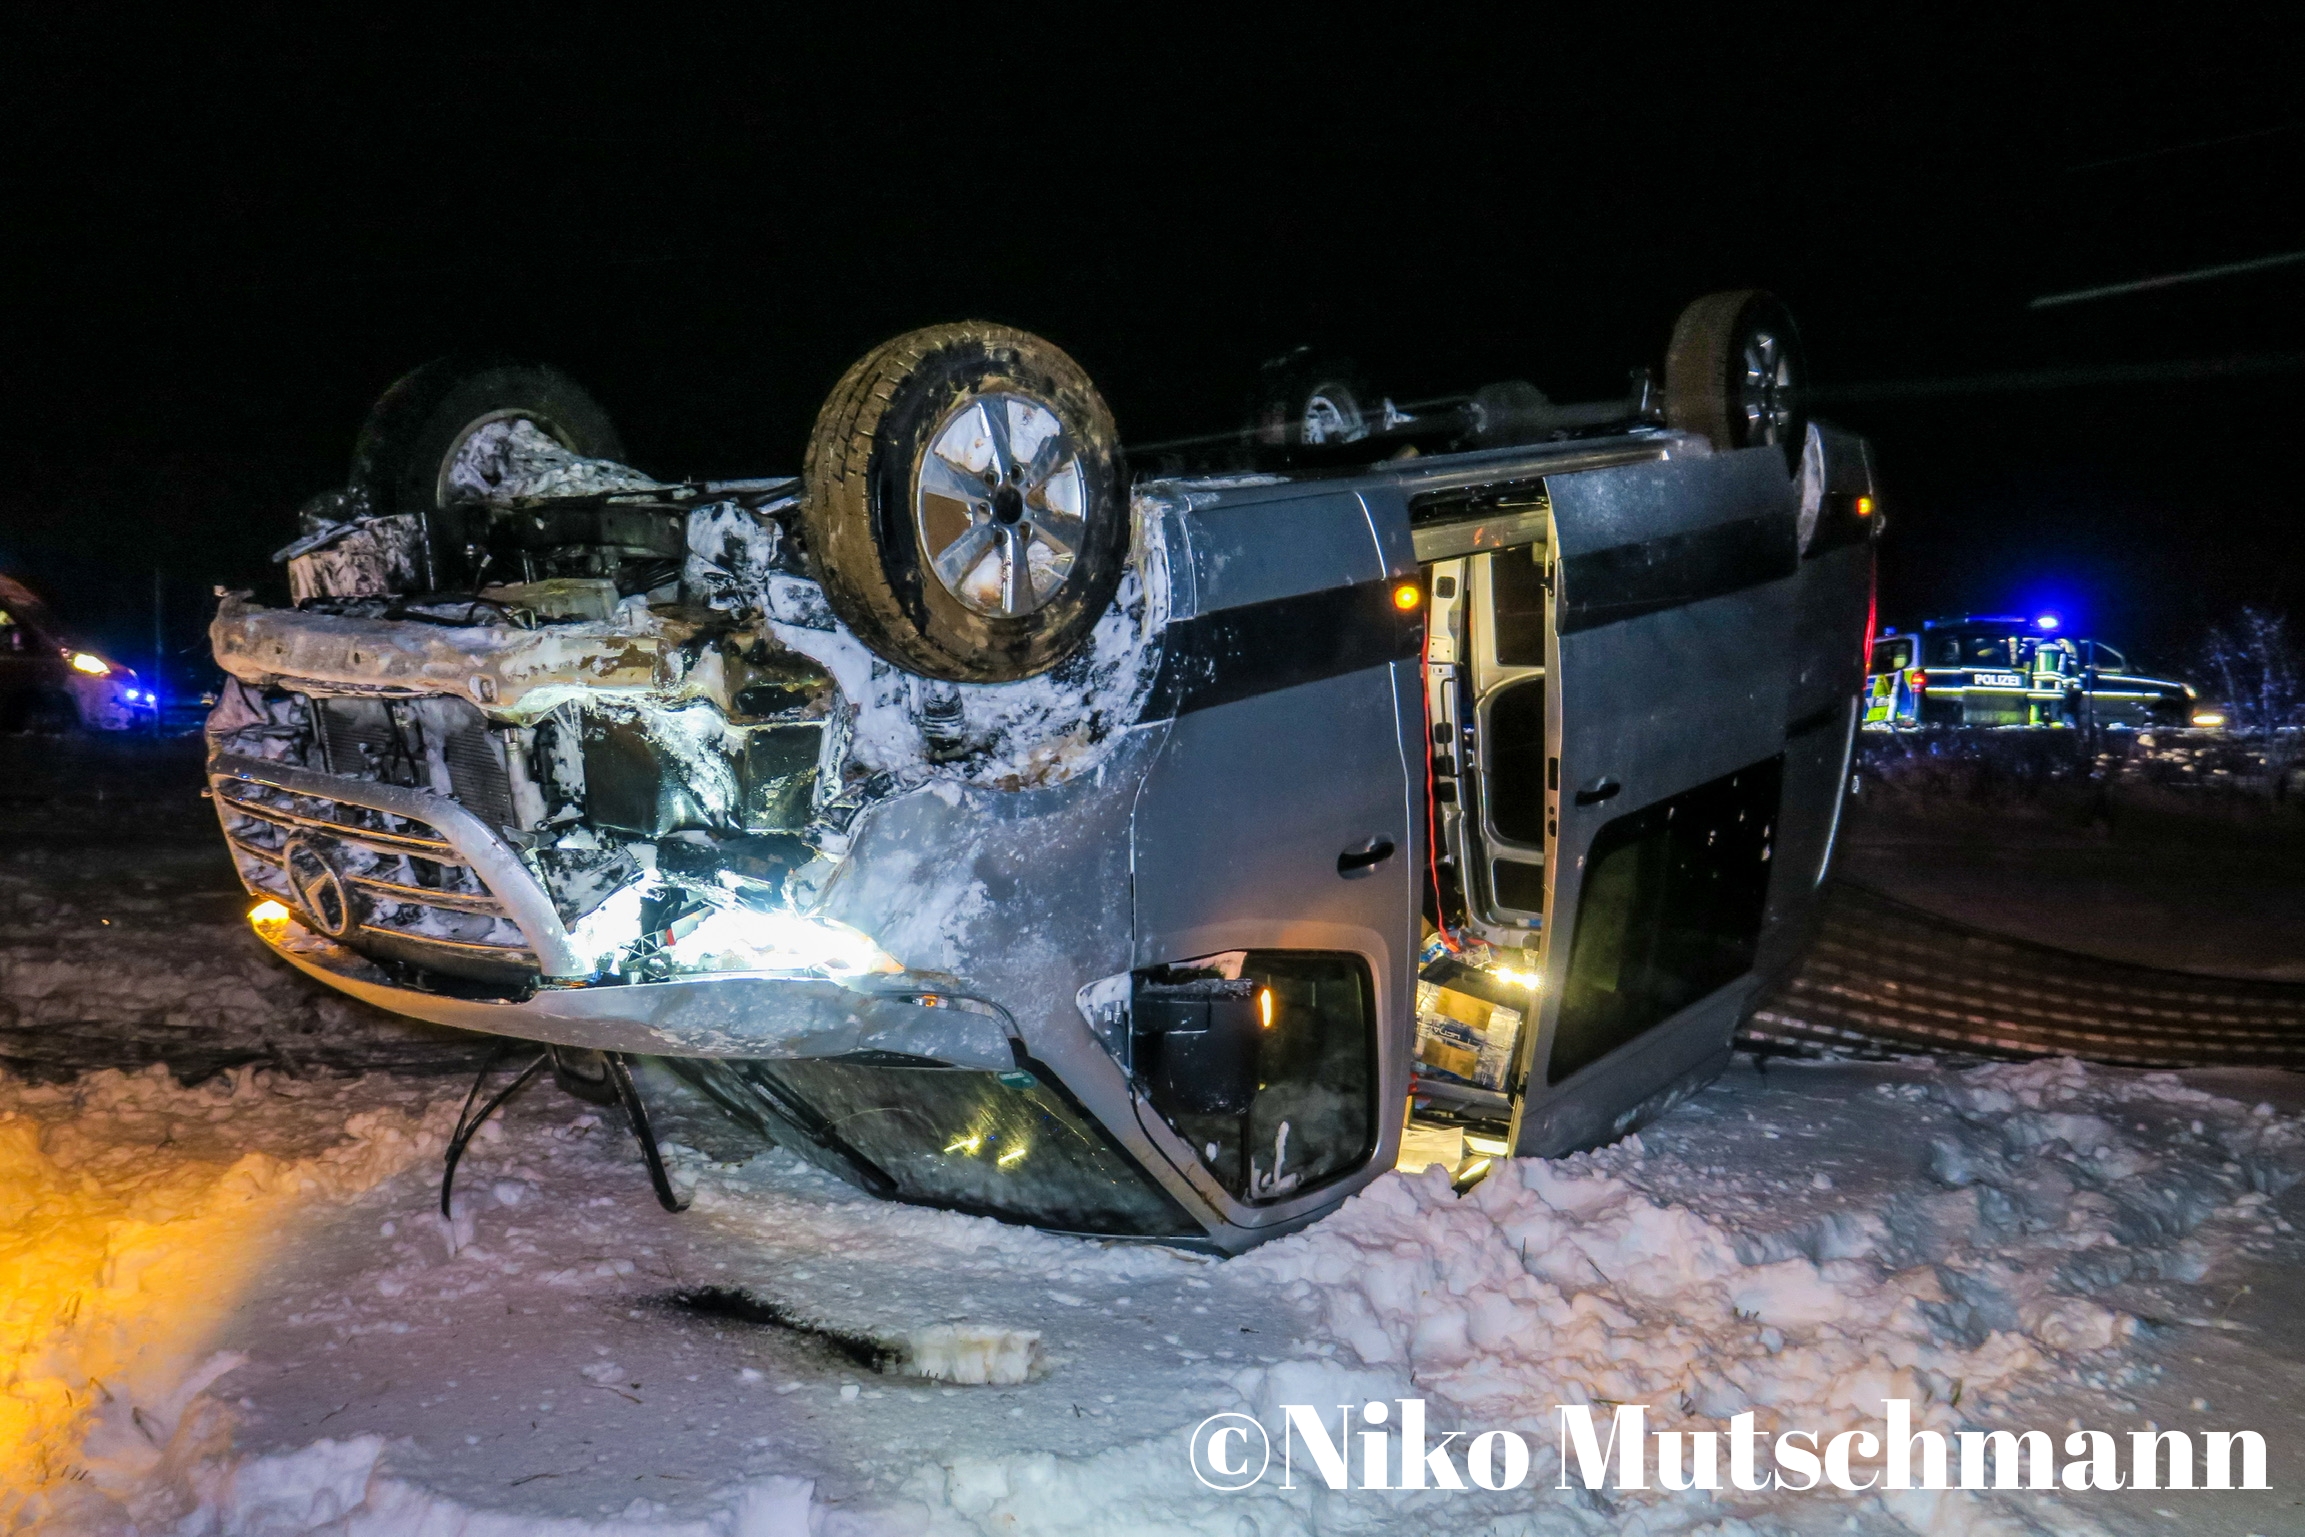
left=1248, top=348, right=1374, bottom=448
left=1663, top=290, right=1807, bottom=461
left=350, top=359, right=627, bottom=586
left=800, top=322, right=1127, bottom=683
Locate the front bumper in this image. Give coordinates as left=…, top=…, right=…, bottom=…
left=250, top=906, right=1020, bottom=1069
left=252, top=907, right=1213, bottom=1243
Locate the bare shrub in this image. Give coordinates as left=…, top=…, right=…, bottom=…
left=2195, top=607, right=2300, bottom=736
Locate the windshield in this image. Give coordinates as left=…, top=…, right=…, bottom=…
left=670, top=1055, right=1203, bottom=1237
left=1926, top=631, right=2021, bottom=668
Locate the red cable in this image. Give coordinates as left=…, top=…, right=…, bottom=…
left=1420, top=663, right=1464, bottom=955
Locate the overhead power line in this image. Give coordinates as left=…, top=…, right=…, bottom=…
left=1802, top=352, right=2305, bottom=406
left=2029, top=249, right=2305, bottom=309
left=2064, top=121, right=2302, bottom=173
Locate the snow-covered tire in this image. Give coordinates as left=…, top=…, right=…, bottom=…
left=350, top=359, right=624, bottom=586
left=1663, top=290, right=1807, bottom=461
left=1249, top=348, right=1373, bottom=448
left=800, top=322, right=1126, bottom=684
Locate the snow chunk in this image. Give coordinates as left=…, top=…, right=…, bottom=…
left=902, top=1324, right=1043, bottom=1385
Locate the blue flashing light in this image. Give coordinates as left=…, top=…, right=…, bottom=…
left=2034, top=613, right=2061, bottom=631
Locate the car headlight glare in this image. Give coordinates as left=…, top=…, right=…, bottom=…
left=70, top=652, right=111, bottom=676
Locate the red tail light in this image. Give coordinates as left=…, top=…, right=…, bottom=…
left=1910, top=669, right=1928, bottom=691
left=1860, top=571, right=1878, bottom=672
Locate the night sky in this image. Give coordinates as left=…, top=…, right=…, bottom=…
left=7, top=12, right=2302, bottom=688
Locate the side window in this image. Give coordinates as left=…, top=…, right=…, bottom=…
left=1474, top=545, right=1548, bottom=918
left=1883, top=639, right=1912, bottom=672
left=1489, top=546, right=1547, bottom=667
left=1485, top=681, right=1546, bottom=846
left=1929, top=635, right=1962, bottom=667
left=1547, top=757, right=1782, bottom=1086
left=2094, top=645, right=2127, bottom=674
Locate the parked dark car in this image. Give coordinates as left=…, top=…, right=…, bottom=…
left=0, top=572, right=153, bottom=731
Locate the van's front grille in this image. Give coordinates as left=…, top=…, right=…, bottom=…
left=216, top=776, right=536, bottom=975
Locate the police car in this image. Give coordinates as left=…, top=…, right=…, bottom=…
left=1865, top=615, right=2200, bottom=730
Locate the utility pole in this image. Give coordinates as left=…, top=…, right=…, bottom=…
left=152, top=567, right=164, bottom=735
left=2091, top=639, right=2105, bottom=754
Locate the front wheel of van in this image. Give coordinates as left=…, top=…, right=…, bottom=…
left=801, top=322, right=1128, bottom=683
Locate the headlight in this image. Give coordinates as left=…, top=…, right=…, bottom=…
left=69, top=652, right=111, bottom=676
left=563, top=877, right=902, bottom=981
left=667, top=903, right=900, bottom=978
left=2191, top=711, right=2226, bottom=728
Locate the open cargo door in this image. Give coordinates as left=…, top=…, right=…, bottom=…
left=1504, top=448, right=1801, bottom=1157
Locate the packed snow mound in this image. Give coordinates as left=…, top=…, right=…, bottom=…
left=817, top=1061, right=2302, bottom=1537
left=173, top=1435, right=817, bottom=1537
left=13, top=1052, right=2300, bottom=1536
left=0, top=1066, right=455, bottom=1532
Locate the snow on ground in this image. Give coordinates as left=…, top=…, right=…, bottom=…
left=6, top=736, right=2304, bottom=1535
left=9, top=1053, right=2303, bottom=1536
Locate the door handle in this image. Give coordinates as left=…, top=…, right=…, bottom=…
left=1573, top=777, right=1621, bottom=807
left=1337, top=836, right=1397, bottom=878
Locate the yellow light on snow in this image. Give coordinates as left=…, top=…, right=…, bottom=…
left=248, top=899, right=290, bottom=925
left=944, top=1131, right=986, bottom=1157
left=996, top=1144, right=1028, bottom=1168
left=2191, top=711, right=2227, bottom=728
left=0, top=1069, right=438, bottom=1497
left=69, top=652, right=111, bottom=676
left=1258, top=987, right=1275, bottom=1029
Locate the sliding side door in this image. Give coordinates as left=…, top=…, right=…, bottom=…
left=1508, top=447, right=1801, bottom=1157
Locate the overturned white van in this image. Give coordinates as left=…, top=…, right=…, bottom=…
left=208, top=298, right=1878, bottom=1249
